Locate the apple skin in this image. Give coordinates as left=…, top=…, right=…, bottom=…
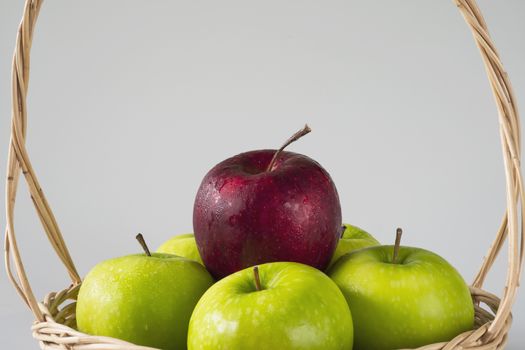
left=76, top=253, right=214, bottom=350
left=327, top=224, right=380, bottom=269
left=193, top=149, right=342, bottom=279
left=188, top=262, right=353, bottom=350
left=328, top=246, right=474, bottom=350
left=157, top=233, right=203, bottom=265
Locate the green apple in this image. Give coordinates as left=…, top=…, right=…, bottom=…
left=328, top=224, right=380, bottom=269
left=328, top=230, right=474, bottom=350
left=157, top=233, right=203, bottom=265
left=188, top=262, right=353, bottom=350
left=76, top=235, right=214, bottom=350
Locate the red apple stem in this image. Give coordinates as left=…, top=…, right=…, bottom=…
left=266, top=124, right=312, bottom=172
left=136, top=233, right=152, bottom=257
left=253, top=266, right=262, bottom=291
left=392, top=228, right=403, bottom=264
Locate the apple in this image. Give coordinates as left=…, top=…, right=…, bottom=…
left=327, top=223, right=380, bottom=269
left=193, top=125, right=342, bottom=278
left=188, top=262, right=353, bottom=350
left=328, top=229, right=474, bottom=350
left=76, top=234, right=214, bottom=350
left=157, top=233, right=203, bottom=265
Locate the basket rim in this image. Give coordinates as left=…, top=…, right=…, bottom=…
left=32, top=284, right=511, bottom=350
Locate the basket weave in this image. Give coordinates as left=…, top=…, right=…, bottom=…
left=4, top=0, right=524, bottom=349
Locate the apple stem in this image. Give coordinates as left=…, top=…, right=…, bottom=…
left=340, top=225, right=346, bottom=239
left=266, top=124, right=312, bottom=172
left=136, top=233, right=152, bottom=257
left=253, top=266, right=262, bottom=291
left=392, top=228, right=403, bottom=264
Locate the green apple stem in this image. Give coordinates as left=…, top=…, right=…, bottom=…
left=392, top=228, right=403, bottom=264
left=340, top=225, right=346, bottom=239
left=253, top=266, right=262, bottom=291
left=136, top=233, right=152, bottom=257
left=266, top=124, right=312, bottom=172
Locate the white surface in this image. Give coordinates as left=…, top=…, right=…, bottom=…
left=0, top=1, right=524, bottom=348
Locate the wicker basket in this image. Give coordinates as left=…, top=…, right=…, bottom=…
left=4, top=0, right=524, bottom=349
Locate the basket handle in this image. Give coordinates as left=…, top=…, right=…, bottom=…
left=454, top=0, right=524, bottom=335
left=5, top=0, right=81, bottom=322
left=5, top=0, right=523, bottom=338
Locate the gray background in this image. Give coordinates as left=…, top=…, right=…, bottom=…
left=1, top=0, right=524, bottom=348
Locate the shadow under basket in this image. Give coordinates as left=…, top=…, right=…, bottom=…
left=5, top=0, right=524, bottom=349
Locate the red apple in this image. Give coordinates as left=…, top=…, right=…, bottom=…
left=193, top=126, right=342, bottom=279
